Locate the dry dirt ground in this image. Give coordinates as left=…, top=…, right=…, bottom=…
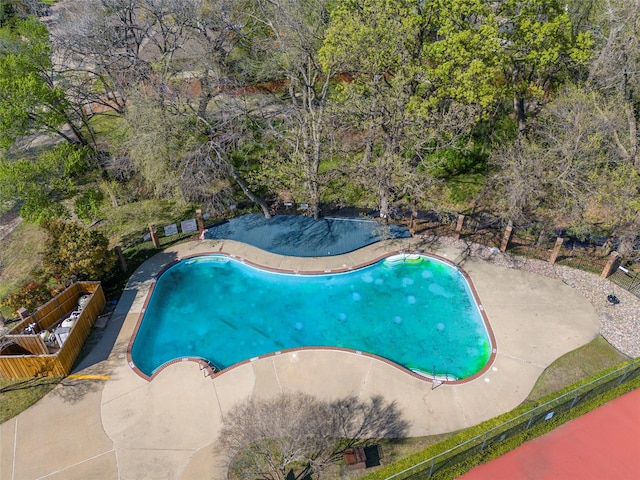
left=0, top=208, right=21, bottom=243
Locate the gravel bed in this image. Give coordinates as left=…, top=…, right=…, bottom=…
left=434, top=236, right=640, bottom=359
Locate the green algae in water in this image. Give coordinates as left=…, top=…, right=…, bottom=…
left=132, top=254, right=492, bottom=379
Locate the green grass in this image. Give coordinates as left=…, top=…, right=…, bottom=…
left=443, top=173, right=486, bottom=205
left=0, top=377, right=61, bottom=424
left=0, top=222, right=46, bottom=316
left=98, top=198, right=196, bottom=246
left=88, top=113, right=129, bottom=149
left=525, top=336, right=630, bottom=402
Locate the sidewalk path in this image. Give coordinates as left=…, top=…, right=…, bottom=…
left=1, top=237, right=602, bottom=479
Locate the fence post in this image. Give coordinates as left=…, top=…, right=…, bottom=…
left=617, top=365, right=632, bottom=386
left=480, top=432, right=487, bottom=451
left=569, top=387, right=581, bottom=409
left=526, top=407, right=536, bottom=429
left=148, top=225, right=160, bottom=248
left=196, top=209, right=204, bottom=232
left=115, top=245, right=127, bottom=272
left=600, top=252, right=621, bottom=279
left=455, top=214, right=465, bottom=240
left=500, top=220, right=513, bottom=252
left=17, top=307, right=29, bottom=320
left=548, top=237, right=564, bottom=264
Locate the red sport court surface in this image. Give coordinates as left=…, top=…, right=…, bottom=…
left=460, top=388, right=640, bottom=480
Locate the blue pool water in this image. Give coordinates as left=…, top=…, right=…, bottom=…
left=131, top=254, right=492, bottom=379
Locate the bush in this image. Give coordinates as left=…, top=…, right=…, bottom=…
left=38, top=143, right=92, bottom=178
left=19, top=190, right=70, bottom=224
left=41, top=220, right=117, bottom=283
left=0, top=280, right=52, bottom=315
left=75, top=188, right=104, bottom=222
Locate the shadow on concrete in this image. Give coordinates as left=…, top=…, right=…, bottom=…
left=52, top=362, right=113, bottom=404
left=70, top=251, right=178, bottom=376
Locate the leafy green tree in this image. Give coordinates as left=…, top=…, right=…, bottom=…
left=494, top=0, right=593, bottom=135
left=0, top=0, right=41, bottom=27
left=0, top=17, right=91, bottom=149
left=0, top=143, right=91, bottom=222
left=320, top=0, right=493, bottom=218
left=0, top=2, right=15, bottom=27
left=0, top=280, right=53, bottom=315
left=408, top=0, right=593, bottom=137
left=74, top=188, right=104, bottom=223
left=320, top=0, right=431, bottom=219
left=41, top=220, right=116, bottom=283
left=0, top=158, right=69, bottom=223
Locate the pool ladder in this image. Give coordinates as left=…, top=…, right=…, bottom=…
left=199, top=360, right=219, bottom=378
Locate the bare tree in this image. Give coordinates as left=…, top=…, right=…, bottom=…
left=588, top=0, right=640, bottom=167
left=51, top=0, right=205, bottom=116
left=490, top=84, right=639, bottom=242
left=234, top=0, right=334, bottom=219
left=182, top=140, right=272, bottom=218
left=123, top=85, right=272, bottom=217
left=220, top=393, right=408, bottom=480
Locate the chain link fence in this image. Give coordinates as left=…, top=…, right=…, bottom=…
left=384, top=359, right=640, bottom=480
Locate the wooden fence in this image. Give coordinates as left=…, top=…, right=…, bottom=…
left=0, top=282, right=106, bottom=378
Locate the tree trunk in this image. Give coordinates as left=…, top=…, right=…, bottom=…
left=628, top=104, right=638, bottom=168
left=514, top=95, right=527, bottom=137
left=227, top=166, right=272, bottom=219
left=379, top=184, right=389, bottom=222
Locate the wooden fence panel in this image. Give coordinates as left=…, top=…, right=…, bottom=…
left=4, top=335, right=48, bottom=355
left=34, top=283, right=82, bottom=330
left=0, top=354, right=65, bottom=378
left=0, top=282, right=105, bottom=378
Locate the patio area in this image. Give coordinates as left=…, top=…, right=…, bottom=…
left=1, top=235, right=602, bottom=479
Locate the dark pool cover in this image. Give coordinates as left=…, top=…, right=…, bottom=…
left=203, top=214, right=411, bottom=257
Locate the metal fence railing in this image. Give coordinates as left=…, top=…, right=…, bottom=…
left=114, top=208, right=635, bottom=288
left=406, top=211, right=629, bottom=277
left=608, top=267, right=640, bottom=298
left=385, top=359, right=640, bottom=480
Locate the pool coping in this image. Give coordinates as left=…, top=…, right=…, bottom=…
left=126, top=249, right=498, bottom=385
left=3, top=236, right=604, bottom=480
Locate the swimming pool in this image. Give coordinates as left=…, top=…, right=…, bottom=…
left=130, top=254, right=493, bottom=381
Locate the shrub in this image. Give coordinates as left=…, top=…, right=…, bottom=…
left=19, top=190, right=70, bottom=224
left=0, top=281, right=52, bottom=315
left=41, top=220, right=117, bottom=283
left=75, top=188, right=104, bottom=222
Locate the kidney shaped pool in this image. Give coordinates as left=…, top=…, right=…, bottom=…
left=130, top=254, right=494, bottom=381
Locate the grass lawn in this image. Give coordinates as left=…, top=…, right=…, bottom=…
left=98, top=198, right=196, bottom=247
left=0, top=377, right=61, bottom=424
left=525, top=335, right=630, bottom=402
left=344, top=335, right=629, bottom=479
left=0, top=222, right=46, bottom=317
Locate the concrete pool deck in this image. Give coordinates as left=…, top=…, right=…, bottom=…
left=1, top=237, right=601, bottom=480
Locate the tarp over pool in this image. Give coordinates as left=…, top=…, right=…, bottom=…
left=203, top=214, right=411, bottom=257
